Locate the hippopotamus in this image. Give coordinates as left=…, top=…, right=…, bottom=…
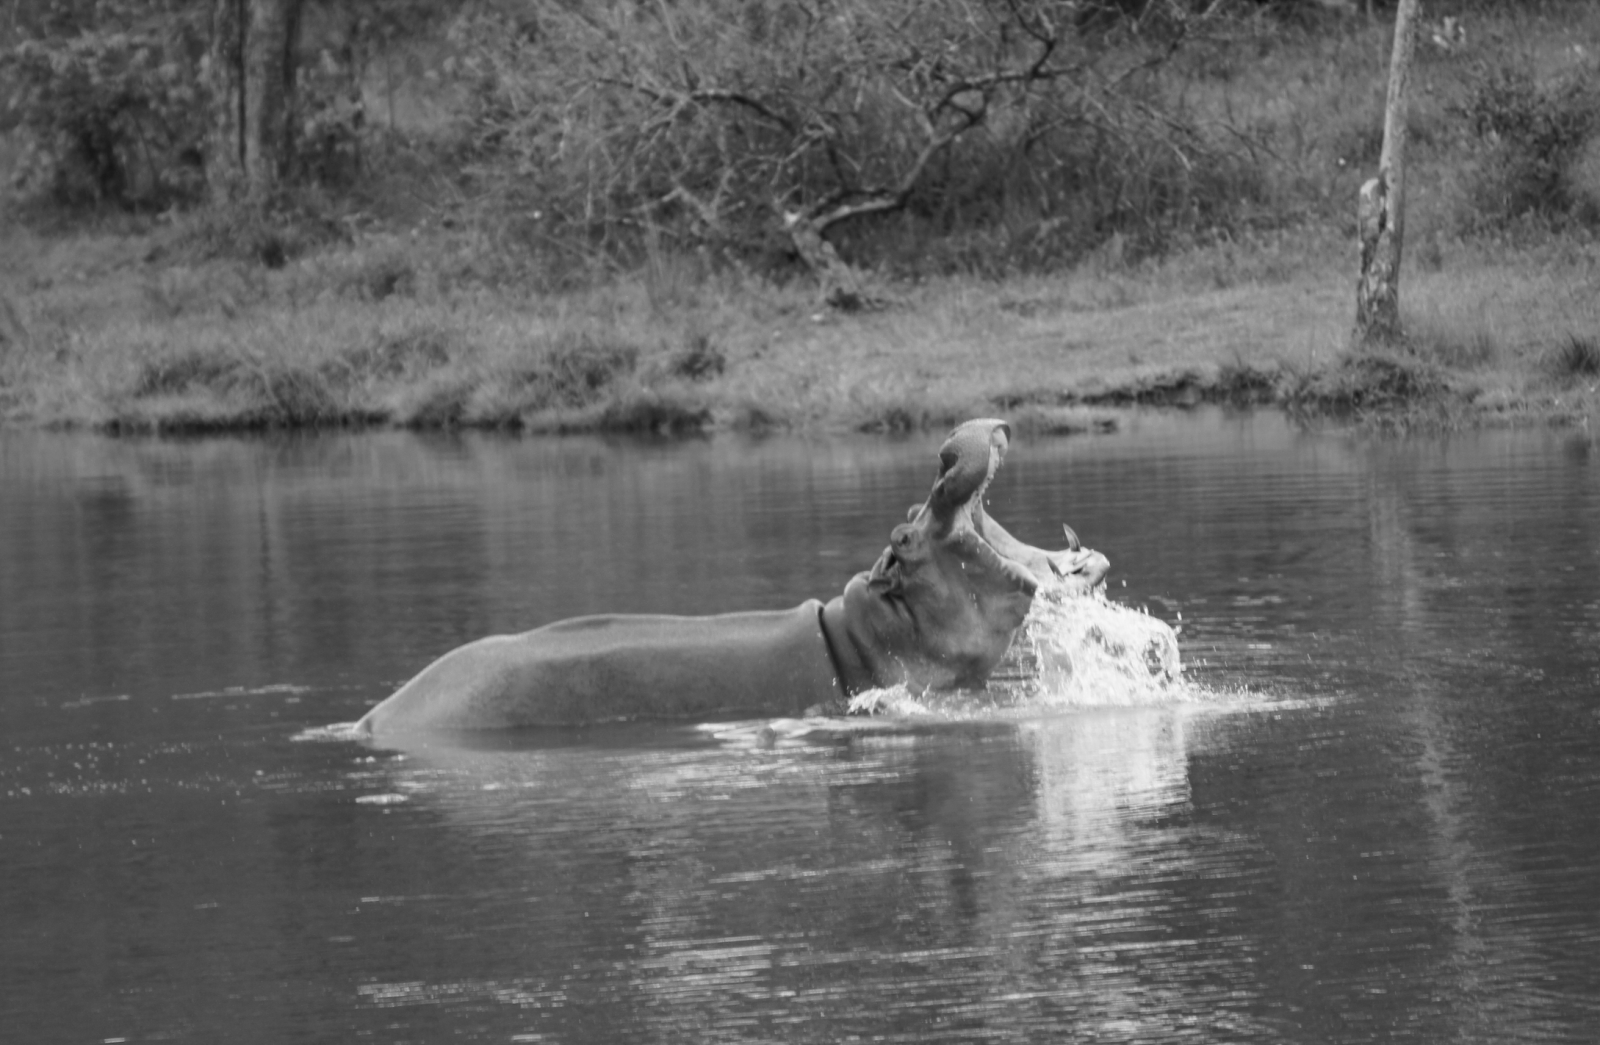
left=356, top=418, right=1109, bottom=736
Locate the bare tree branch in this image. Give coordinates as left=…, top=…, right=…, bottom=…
left=597, top=76, right=798, bottom=136
left=452, top=0, right=1229, bottom=304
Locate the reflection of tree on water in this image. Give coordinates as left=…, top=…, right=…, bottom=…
left=1192, top=432, right=1600, bottom=1043
left=1359, top=441, right=1598, bottom=1042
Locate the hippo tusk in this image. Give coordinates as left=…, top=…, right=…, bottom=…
left=1061, top=523, right=1081, bottom=552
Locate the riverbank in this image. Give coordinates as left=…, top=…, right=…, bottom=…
left=1, top=214, right=1596, bottom=437
left=5, top=0, right=1599, bottom=438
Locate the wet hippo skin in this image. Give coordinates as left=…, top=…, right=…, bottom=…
left=356, top=419, right=1108, bottom=734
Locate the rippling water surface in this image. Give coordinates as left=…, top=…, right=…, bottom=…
left=3, top=412, right=1598, bottom=1044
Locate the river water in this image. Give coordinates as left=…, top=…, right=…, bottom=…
left=2, top=411, right=1598, bottom=1044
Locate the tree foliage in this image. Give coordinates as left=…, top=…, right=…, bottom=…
left=0, top=0, right=437, bottom=209
left=1460, top=61, right=1599, bottom=227
left=3, top=0, right=209, bottom=207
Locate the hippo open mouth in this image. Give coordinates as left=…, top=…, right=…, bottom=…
left=823, top=418, right=1110, bottom=694
left=926, top=418, right=1107, bottom=593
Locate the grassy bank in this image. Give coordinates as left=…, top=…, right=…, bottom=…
left=3, top=214, right=1596, bottom=436
left=2, top=5, right=1598, bottom=437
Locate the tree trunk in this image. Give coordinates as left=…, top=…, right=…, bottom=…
left=783, top=212, right=872, bottom=311
left=207, top=0, right=303, bottom=205
left=207, top=0, right=246, bottom=203
left=1353, top=0, right=1419, bottom=349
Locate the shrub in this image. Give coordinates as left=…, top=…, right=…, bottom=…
left=172, top=193, right=347, bottom=267
left=1549, top=334, right=1600, bottom=382
left=128, top=347, right=346, bottom=427
left=663, top=333, right=726, bottom=382
left=329, top=247, right=417, bottom=301
left=1284, top=352, right=1451, bottom=417
left=132, top=349, right=236, bottom=397
left=3, top=9, right=208, bottom=208
left=597, top=388, right=712, bottom=434
left=445, top=0, right=1261, bottom=272
left=498, top=334, right=642, bottom=414
left=337, top=326, right=452, bottom=380
left=1459, top=62, right=1599, bottom=228
left=539, top=336, right=640, bottom=406
left=293, top=44, right=369, bottom=189
left=2, top=0, right=403, bottom=210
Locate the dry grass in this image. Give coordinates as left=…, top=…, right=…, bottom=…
left=4, top=212, right=1594, bottom=434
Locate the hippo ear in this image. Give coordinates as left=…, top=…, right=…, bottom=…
left=929, top=419, right=1010, bottom=519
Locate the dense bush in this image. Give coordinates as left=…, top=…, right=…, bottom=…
left=0, top=0, right=414, bottom=210
left=1459, top=60, right=1599, bottom=228
left=446, top=0, right=1262, bottom=273
left=292, top=46, right=369, bottom=190
left=3, top=7, right=208, bottom=207
left=1549, top=334, right=1600, bottom=382
left=170, top=191, right=349, bottom=267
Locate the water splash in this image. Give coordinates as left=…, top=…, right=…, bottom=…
left=171, top=683, right=312, bottom=700
left=848, top=588, right=1189, bottom=718
left=1003, top=587, right=1185, bottom=706
left=293, top=722, right=367, bottom=743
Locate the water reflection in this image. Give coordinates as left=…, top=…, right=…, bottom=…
left=3, top=415, right=1600, bottom=1044
left=1358, top=435, right=1600, bottom=1044
left=347, top=705, right=1259, bottom=1043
